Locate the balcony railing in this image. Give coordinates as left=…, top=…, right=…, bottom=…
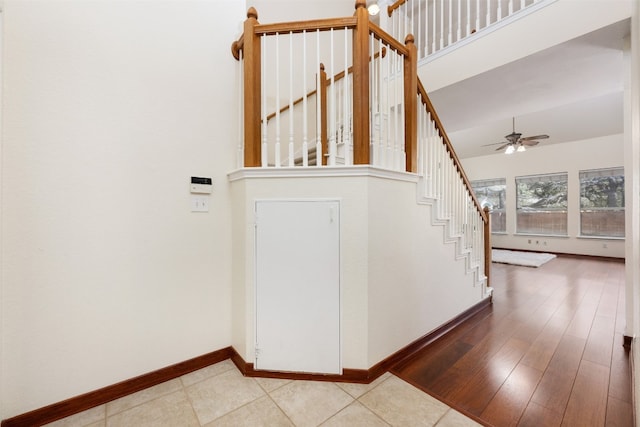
left=387, top=0, right=556, bottom=62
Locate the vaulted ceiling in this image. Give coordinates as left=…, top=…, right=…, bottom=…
left=428, top=19, right=630, bottom=159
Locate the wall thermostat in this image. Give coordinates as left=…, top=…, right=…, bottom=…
left=190, top=176, right=213, bottom=194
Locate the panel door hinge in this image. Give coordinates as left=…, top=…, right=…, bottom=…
left=254, top=346, right=261, bottom=360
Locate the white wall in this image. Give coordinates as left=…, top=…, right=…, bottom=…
left=229, top=169, right=486, bottom=370
left=367, top=177, right=485, bottom=365
left=0, top=0, right=243, bottom=419
left=462, top=134, right=625, bottom=257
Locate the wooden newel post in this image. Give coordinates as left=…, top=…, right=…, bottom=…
left=404, top=34, right=418, bottom=173
left=483, top=206, right=491, bottom=288
left=243, top=8, right=261, bottom=167
left=319, top=64, right=329, bottom=165
left=352, top=0, right=370, bottom=165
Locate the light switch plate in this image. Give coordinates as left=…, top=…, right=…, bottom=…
left=191, top=196, right=209, bottom=212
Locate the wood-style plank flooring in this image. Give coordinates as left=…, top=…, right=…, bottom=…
left=392, top=255, right=633, bottom=427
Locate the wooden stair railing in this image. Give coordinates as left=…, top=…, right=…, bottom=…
left=231, top=0, right=490, bottom=286
left=416, top=77, right=490, bottom=285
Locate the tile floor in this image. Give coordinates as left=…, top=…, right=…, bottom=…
left=44, top=359, right=482, bottom=427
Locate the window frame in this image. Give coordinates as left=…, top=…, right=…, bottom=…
left=515, top=172, right=568, bottom=236
left=471, top=178, right=507, bottom=234
left=579, top=167, right=625, bottom=239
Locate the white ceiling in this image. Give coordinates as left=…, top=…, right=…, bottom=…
left=428, top=18, right=630, bottom=159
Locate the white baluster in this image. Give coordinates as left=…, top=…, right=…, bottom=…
left=261, top=36, right=268, bottom=167
left=439, top=0, right=444, bottom=50
left=457, top=0, right=462, bottom=42
left=370, top=33, right=377, bottom=166
left=378, top=41, right=385, bottom=167
left=418, top=0, right=423, bottom=58
left=288, top=32, right=294, bottom=167
left=275, top=33, right=281, bottom=167
left=344, top=27, right=350, bottom=166
left=486, top=0, right=491, bottom=27
left=432, top=0, right=437, bottom=53
left=448, top=0, right=452, bottom=46
left=497, top=0, right=502, bottom=20
left=237, top=49, right=244, bottom=169
left=386, top=45, right=391, bottom=165
left=329, top=28, right=336, bottom=166
left=466, top=0, right=471, bottom=37
left=509, top=0, right=514, bottom=15
left=302, top=30, right=308, bottom=167
left=316, top=30, right=321, bottom=167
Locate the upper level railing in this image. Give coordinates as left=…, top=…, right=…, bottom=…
left=231, top=0, right=491, bottom=285
left=387, top=0, right=553, bottom=62
left=232, top=0, right=418, bottom=172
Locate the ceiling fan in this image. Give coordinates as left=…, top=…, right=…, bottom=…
left=483, top=117, right=549, bottom=154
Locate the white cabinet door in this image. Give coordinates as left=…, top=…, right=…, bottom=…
left=255, top=200, right=340, bottom=374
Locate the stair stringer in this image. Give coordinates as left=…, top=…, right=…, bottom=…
left=416, top=173, right=487, bottom=289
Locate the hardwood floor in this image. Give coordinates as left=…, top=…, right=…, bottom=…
left=392, top=255, right=633, bottom=427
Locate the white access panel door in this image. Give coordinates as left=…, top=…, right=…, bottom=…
left=255, top=200, right=340, bottom=374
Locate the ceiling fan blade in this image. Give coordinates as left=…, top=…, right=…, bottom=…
left=494, top=143, right=509, bottom=151
left=522, top=140, right=540, bottom=146
left=521, top=134, right=549, bottom=141
left=481, top=141, right=508, bottom=147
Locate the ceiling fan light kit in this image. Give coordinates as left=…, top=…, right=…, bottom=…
left=481, top=117, right=550, bottom=154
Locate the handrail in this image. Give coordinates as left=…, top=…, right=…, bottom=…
left=368, top=22, right=409, bottom=56
left=264, top=48, right=387, bottom=123
left=387, top=0, right=408, bottom=16
left=231, top=16, right=357, bottom=59
left=416, top=78, right=488, bottom=224
left=255, top=17, right=357, bottom=36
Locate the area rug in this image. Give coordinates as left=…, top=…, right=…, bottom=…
left=491, top=249, right=556, bottom=268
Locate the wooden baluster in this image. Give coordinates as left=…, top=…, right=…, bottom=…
left=352, top=0, right=370, bottom=165
left=404, top=35, right=417, bottom=173
left=320, top=64, right=328, bottom=165
left=484, top=205, right=491, bottom=287
left=243, top=7, right=261, bottom=167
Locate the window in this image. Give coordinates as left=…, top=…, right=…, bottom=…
left=516, top=173, right=568, bottom=235
left=580, top=167, right=625, bottom=238
left=471, top=178, right=506, bottom=233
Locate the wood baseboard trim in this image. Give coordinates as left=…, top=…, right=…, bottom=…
left=231, top=296, right=493, bottom=384
left=386, top=297, right=492, bottom=372
left=1, top=347, right=233, bottom=427
left=3, top=298, right=492, bottom=426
